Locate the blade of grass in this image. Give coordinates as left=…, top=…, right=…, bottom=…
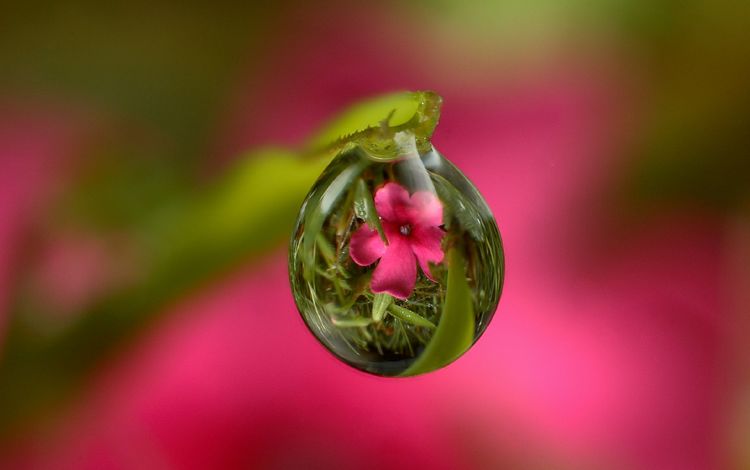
left=387, top=304, right=436, bottom=329
left=354, top=179, right=387, bottom=244
left=332, top=317, right=373, bottom=328
left=372, top=293, right=393, bottom=322
left=400, top=248, right=475, bottom=376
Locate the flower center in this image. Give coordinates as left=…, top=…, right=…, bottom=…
left=399, top=224, right=412, bottom=236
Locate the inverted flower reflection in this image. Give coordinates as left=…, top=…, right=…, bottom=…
left=349, top=182, right=445, bottom=299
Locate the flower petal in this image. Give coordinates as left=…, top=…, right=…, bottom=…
left=409, top=191, right=443, bottom=227
left=349, top=224, right=386, bottom=266
left=410, top=225, right=445, bottom=281
left=374, top=182, right=411, bottom=223
left=371, top=234, right=416, bottom=300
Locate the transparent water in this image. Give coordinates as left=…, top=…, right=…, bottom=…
left=289, top=144, right=504, bottom=376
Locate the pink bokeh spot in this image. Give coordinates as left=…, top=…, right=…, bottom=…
left=349, top=182, right=445, bottom=299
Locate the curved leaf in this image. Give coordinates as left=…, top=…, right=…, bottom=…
left=308, top=91, right=436, bottom=150
left=400, top=248, right=475, bottom=377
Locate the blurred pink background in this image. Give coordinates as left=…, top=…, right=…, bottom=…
left=0, top=2, right=748, bottom=469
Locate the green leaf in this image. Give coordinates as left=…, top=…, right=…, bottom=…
left=387, top=304, right=436, bottom=329
left=316, top=233, right=336, bottom=265
left=431, top=172, right=484, bottom=241
left=332, top=317, right=373, bottom=328
left=301, top=157, right=369, bottom=281
left=308, top=91, right=429, bottom=150
left=0, top=90, right=445, bottom=435
left=307, top=91, right=443, bottom=162
left=372, top=293, right=393, bottom=322
left=400, top=248, right=475, bottom=376
left=354, top=179, right=387, bottom=244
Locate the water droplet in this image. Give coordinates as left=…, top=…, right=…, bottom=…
left=289, top=133, right=504, bottom=377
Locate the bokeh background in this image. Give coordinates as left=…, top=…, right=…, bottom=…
left=1, top=1, right=749, bottom=469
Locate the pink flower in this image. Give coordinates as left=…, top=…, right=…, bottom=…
left=349, top=182, right=445, bottom=299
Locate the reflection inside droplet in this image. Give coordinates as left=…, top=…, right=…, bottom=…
left=289, top=139, right=504, bottom=377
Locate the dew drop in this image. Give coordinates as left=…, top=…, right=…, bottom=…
left=289, top=134, right=504, bottom=377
